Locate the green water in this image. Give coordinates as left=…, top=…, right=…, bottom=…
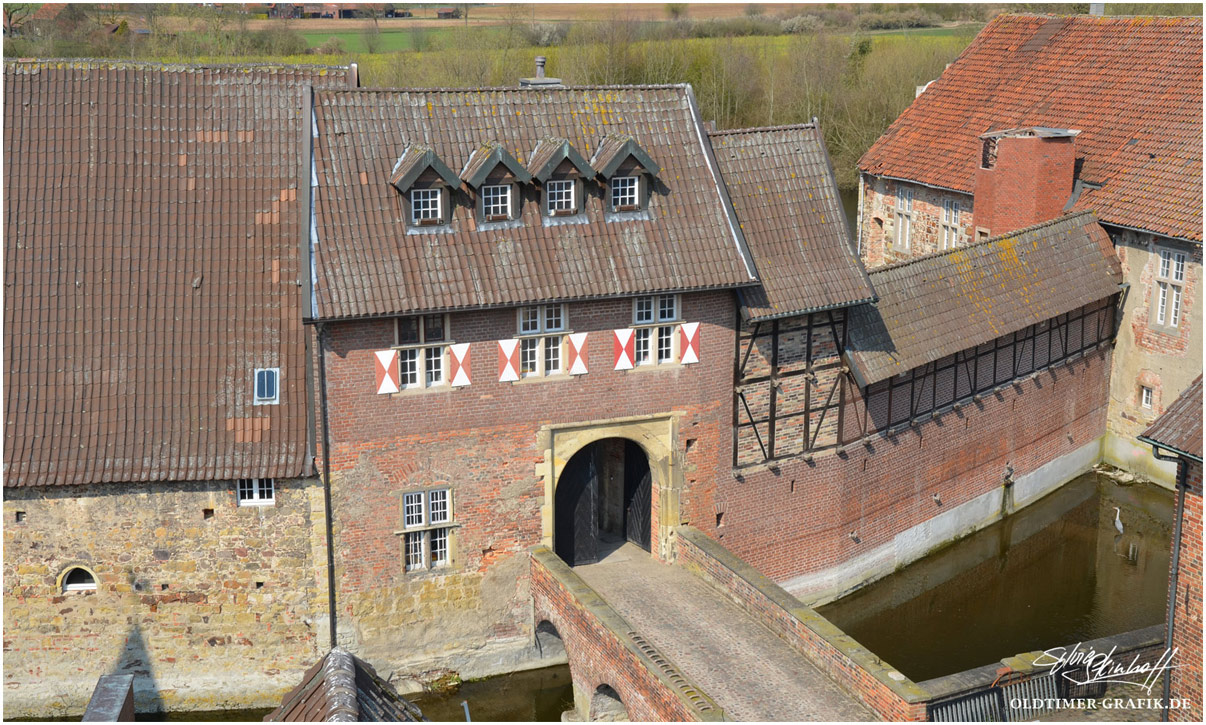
left=818, top=472, right=1174, bottom=683
left=410, top=664, right=574, bottom=722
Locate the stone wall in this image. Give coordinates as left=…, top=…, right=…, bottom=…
left=2, top=478, right=323, bottom=719
left=857, top=175, right=975, bottom=268
left=1104, top=229, right=1203, bottom=486
left=1170, top=459, right=1203, bottom=722
left=318, top=290, right=736, bottom=684
left=711, top=346, right=1113, bottom=599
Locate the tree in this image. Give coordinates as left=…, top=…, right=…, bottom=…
left=3, top=3, right=35, bottom=36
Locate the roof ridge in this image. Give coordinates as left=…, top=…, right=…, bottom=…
left=320, top=83, right=690, bottom=94
left=708, top=123, right=818, bottom=137
left=4, top=58, right=349, bottom=72
left=869, top=210, right=1098, bottom=277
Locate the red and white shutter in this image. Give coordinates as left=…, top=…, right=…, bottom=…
left=498, top=339, right=520, bottom=382
left=680, top=322, right=700, bottom=365
left=567, top=333, right=589, bottom=375
left=449, top=343, right=471, bottom=387
left=375, top=349, right=400, bottom=394
left=613, top=329, right=635, bottom=370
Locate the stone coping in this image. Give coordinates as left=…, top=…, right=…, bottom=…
left=675, top=526, right=930, bottom=705
left=529, top=546, right=725, bottom=721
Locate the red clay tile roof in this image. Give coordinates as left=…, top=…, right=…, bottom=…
left=310, top=86, right=757, bottom=320
left=859, top=14, right=1203, bottom=243
left=1139, top=375, right=1203, bottom=462
left=3, top=61, right=349, bottom=487
left=847, top=211, right=1124, bottom=385
left=709, top=124, right=876, bottom=320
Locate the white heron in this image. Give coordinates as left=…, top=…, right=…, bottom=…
left=1113, top=507, right=1124, bottom=534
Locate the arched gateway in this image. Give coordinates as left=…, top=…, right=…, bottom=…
left=554, top=438, right=651, bottom=566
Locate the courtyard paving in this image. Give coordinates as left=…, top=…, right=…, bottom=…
left=573, top=542, right=875, bottom=721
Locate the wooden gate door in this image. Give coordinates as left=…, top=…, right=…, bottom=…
left=554, top=447, right=599, bottom=566
left=623, top=441, right=652, bottom=552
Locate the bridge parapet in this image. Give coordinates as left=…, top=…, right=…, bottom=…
left=530, top=546, right=724, bottom=722
left=674, top=526, right=930, bottom=721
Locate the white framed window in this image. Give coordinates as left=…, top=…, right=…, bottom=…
left=894, top=187, right=913, bottom=252
left=237, top=478, right=275, bottom=507
left=940, top=199, right=961, bottom=251
left=394, top=314, right=450, bottom=390
left=399, top=487, right=454, bottom=572
left=1154, top=248, right=1186, bottom=329
left=610, top=176, right=640, bottom=211
left=632, top=295, right=680, bottom=366
left=482, top=184, right=512, bottom=221
left=515, top=304, right=567, bottom=377
left=62, top=567, right=97, bottom=593
left=253, top=368, right=279, bottom=405
left=546, top=179, right=576, bottom=215
left=1141, top=386, right=1154, bottom=410
left=410, top=188, right=443, bottom=225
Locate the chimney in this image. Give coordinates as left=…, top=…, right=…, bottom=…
left=972, top=127, right=1079, bottom=238
left=520, top=56, right=563, bottom=88
left=1089, top=3, right=1105, bottom=16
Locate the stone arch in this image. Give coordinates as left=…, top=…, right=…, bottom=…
left=57, top=564, right=98, bottom=593
left=589, top=684, right=629, bottom=722
left=534, top=619, right=567, bottom=661
left=538, top=415, right=680, bottom=560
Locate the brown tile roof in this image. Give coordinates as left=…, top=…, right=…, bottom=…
left=3, top=60, right=350, bottom=487
left=265, top=648, right=424, bottom=722
left=710, top=124, right=876, bottom=320
left=310, top=86, right=757, bottom=320
left=527, top=137, right=595, bottom=182
left=858, top=14, right=1203, bottom=243
left=846, top=211, right=1123, bottom=386
left=1139, top=375, right=1203, bottom=462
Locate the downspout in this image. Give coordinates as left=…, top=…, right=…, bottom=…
left=856, top=171, right=866, bottom=258
left=1150, top=445, right=1187, bottom=722
left=318, top=322, right=338, bottom=650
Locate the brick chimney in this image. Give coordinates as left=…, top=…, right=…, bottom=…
left=972, top=127, right=1079, bottom=238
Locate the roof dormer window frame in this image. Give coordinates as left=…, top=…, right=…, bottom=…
left=528, top=138, right=596, bottom=218
left=391, top=145, right=461, bottom=231
left=460, top=141, right=532, bottom=227
left=591, top=134, right=659, bottom=216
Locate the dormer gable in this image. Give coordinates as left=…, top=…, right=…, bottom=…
left=590, top=133, right=661, bottom=179
left=390, top=145, right=460, bottom=193
left=460, top=140, right=532, bottom=188
left=527, top=138, right=595, bottom=183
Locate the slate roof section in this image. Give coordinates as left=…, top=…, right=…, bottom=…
left=264, top=648, right=425, bottom=722
left=709, top=124, right=876, bottom=320
left=1139, top=375, right=1203, bottom=463
left=310, top=85, right=756, bottom=320
left=858, top=14, right=1203, bottom=243
left=846, top=211, right=1123, bottom=386
left=3, top=60, right=350, bottom=487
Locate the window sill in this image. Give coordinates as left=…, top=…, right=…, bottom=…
left=627, top=361, right=684, bottom=373
left=512, top=372, right=577, bottom=385
left=389, top=385, right=455, bottom=398
left=237, top=500, right=276, bottom=508
left=393, top=522, right=461, bottom=536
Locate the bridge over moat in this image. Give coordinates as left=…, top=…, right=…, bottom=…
left=531, top=527, right=930, bottom=721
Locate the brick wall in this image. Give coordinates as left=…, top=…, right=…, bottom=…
left=318, top=290, right=736, bottom=678
left=2, top=479, right=322, bottom=718
left=674, top=527, right=927, bottom=721
left=972, top=135, right=1075, bottom=238
left=710, top=346, right=1113, bottom=586
left=857, top=176, right=974, bottom=268
left=1170, top=459, right=1203, bottom=722
left=530, top=548, right=719, bottom=721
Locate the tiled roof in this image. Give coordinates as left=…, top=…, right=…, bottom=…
left=3, top=60, right=350, bottom=487
left=264, top=648, right=424, bottom=722
left=858, top=14, right=1203, bottom=243
left=1139, top=375, right=1203, bottom=462
left=709, top=124, right=876, bottom=320
left=310, top=85, right=756, bottom=320
left=846, top=212, right=1123, bottom=385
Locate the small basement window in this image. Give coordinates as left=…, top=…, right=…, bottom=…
left=62, top=567, right=96, bottom=593
left=254, top=368, right=279, bottom=405
left=237, top=478, right=275, bottom=507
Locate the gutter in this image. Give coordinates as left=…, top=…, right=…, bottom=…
left=1148, top=443, right=1188, bottom=722
left=316, top=323, right=339, bottom=650
left=1098, top=221, right=1203, bottom=248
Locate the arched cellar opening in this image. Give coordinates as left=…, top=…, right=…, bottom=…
left=589, top=684, right=629, bottom=722
left=554, top=438, right=651, bottom=566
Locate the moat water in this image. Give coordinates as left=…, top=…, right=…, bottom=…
left=818, top=471, right=1174, bottom=683
left=410, top=664, right=574, bottom=721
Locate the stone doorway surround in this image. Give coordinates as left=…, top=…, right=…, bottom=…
left=537, top=414, right=681, bottom=562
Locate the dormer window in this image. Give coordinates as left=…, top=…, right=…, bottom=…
left=481, top=184, right=513, bottom=221
left=545, top=179, right=577, bottom=215
left=392, top=145, right=460, bottom=231
left=610, top=176, right=640, bottom=211
left=410, top=188, right=444, bottom=225
left=527, top=138, right=595, bottom=218
left=591, top=134, right=659, bottom=217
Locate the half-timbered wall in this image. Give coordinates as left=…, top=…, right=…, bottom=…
left=735, top=310, right=848, bottom=468
left=850, top=297, right=1118, bottom=437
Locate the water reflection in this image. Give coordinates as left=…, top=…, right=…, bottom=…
left=818, top=472, right=1173, bottom=682
left=410, top=664, right=573, bottom=722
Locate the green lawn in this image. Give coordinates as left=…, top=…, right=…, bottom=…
left=301, top=26, right=509, bottom=53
